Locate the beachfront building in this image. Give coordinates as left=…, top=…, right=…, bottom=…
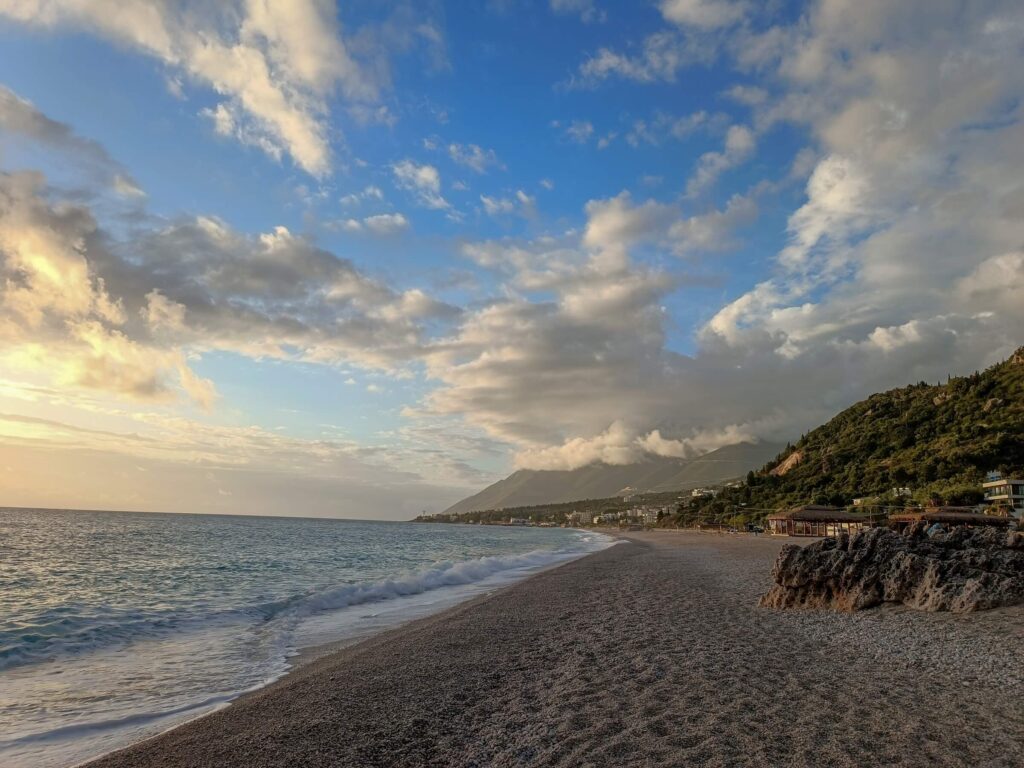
left=766, top=506, right=870, bottom=537
left=888, top=507, right=1013, bottom=532
left=982, top=473, right=1024, bottom=518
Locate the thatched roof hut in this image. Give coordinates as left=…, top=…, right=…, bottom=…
left=766, top=505, right=870, bottom=536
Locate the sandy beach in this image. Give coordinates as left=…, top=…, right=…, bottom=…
left=84, top=531, right=1024, bottom=768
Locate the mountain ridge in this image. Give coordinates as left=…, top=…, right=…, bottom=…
left=443, top=441, right=784, bottom=515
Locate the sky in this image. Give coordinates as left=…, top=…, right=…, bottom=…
left=0, top=0, right=1021, bottom=519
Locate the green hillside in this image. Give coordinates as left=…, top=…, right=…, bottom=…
left=706, top=347, right=1024, bottom=516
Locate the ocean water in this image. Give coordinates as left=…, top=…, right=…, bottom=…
left=0, top=508, right=612, bottom=768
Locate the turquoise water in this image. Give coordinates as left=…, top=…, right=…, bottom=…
left=0, top=508, right=610, bottom=767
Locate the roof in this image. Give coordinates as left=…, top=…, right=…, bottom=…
left=889, top=507, right=1012, bottom=526
left=767, top=505, right=868, bottom=522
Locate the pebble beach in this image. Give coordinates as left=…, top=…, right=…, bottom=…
left=84, top=531, right=1024, bottom=768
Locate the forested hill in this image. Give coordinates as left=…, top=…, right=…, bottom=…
left=736, top=347, right=1024, bottom=510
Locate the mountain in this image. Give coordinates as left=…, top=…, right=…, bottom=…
left=443, top=441, right=784, bottom=516
left=714, top=347, right=1024, bottom=514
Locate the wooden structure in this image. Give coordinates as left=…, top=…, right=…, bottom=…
left=767, top=505, right=870, bottom=537
left=888, top=506, right=1013, bottom=532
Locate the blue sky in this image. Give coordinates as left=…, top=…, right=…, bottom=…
left=0, top=1, right=1021, bottom=517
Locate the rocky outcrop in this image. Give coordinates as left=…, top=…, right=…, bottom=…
left=761, top=526, right=1024, bottom=613
left=769, top=450, right=802, bottom=477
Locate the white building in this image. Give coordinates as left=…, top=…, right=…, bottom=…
left=982, top=473, right=1024, bottom=517
left=691, top=487, right=718, bottom=498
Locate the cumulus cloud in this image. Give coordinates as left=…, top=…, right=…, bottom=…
left=342, top=212, right=410, bottom=235
left=0, top=158, right=458, bottom=412
left=5, top=3, right=1024, bottom=489
left=0, top=0, right=385, bottom=176
left=0, top=170, right=215, bottom=407
left=954, top=252, right=1024, bottom=320
left=690, top=0, right=1022, bottom=398
left=669, top=191, right=758, bottom=256
left=686, top=124, right=755, bottom=196
left=392, top=159, right=449, bottom=209
left=514, top=421, right=761, bottom=471
left=363, top=212, right=409, bottom=235
left=417, top=2, right=1024, bottom=473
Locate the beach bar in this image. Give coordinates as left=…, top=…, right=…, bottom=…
left=767, top=505, right=870, bottom=537
left=888, top=506, right=1013, bottom=532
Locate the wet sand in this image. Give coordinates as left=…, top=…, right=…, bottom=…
left=85, top=531, right=1023, bottom=768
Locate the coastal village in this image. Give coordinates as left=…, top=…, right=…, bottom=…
left=418, top=472, right=1024, bottom=536
left=420, top=350, right=1024, bottom=537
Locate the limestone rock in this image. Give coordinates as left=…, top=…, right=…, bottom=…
left=760, top=526, right=1024, bottom=613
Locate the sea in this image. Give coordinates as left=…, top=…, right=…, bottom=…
left=0, top=508, right=613, bottom=768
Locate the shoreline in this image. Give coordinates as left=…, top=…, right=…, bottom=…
left=63, top=535, right=614, bottom=768
left=83, top=532, right=1022, bottom=768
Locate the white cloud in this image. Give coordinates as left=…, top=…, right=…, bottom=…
left=480, top=190, right=535, bottom=217
left=516, top=421, right=644, bottom=470
left=669, top=192, right=758, bottom=256
left=564, top=120, right=595, bottom=143
left=363, top=213, right=409, bottom=235
left=725, top=84, right=768, bottom=106
left=625, top=110, right=722, bottom=146
left=391, top=159, right=449, bottom=209
left=0, top=0, right=383, bottom=176
left=659, top=0, right=747, bottom=30
left=698, top=0, right=1024, bottom=377
left=480, top=194, right=515, bottom=216
left=141, top=290, right=187, bottom=334
left=954, top=252, right=1024, bottom=320
left=340, top=185, right=385, bottom=207
left=686, top=124, right=755, bottom=196
left=583, top=192, right=676, bottom=261
left=448, top=143, right=501, bottom=173
left=341, top=213, right=410, bottom=235
left=575, top=30, right=712, bottom=85
left=0, top=157, right=463, bottom=418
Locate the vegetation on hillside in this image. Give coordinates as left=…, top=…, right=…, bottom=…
left=418, top=348, right=1023, bottom=528
left=684, top=347, right=1024, bottom=527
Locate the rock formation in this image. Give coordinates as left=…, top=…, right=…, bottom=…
left=761, top=525, right=1024, bottom=613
